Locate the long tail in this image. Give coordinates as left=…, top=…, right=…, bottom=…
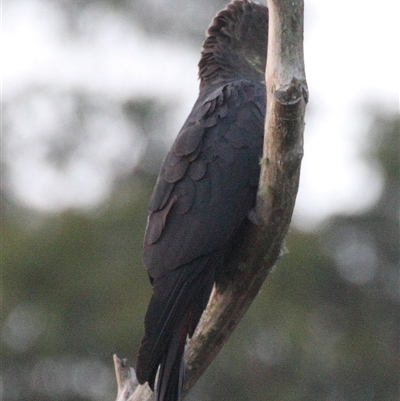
left=136, top=257, right=215, bottom=401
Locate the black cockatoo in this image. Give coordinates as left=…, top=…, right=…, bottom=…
left=136, top=1, right=268, bottom=400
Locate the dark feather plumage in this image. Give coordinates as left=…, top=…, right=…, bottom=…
left=136, top=2, right=268, bottom=400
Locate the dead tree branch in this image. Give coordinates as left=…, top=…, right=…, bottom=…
left=114, top=0, right=307, bottom=399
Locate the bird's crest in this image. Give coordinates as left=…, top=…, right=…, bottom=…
left=199, top=0, right=268, bottom=88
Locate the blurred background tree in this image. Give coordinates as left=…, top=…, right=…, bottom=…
left=2, top=1, right=399, bottom=400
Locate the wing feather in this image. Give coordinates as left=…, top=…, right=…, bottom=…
left=144, top=80, right=266, bottom=279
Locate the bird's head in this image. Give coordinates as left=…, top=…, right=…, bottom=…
left=199, top=0, right=268, bottom=88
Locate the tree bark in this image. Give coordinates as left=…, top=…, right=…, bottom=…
left=114, top=0, right=308, bottom=399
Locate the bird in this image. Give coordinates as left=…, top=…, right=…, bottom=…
left=136, top=1, right=268, bottom=400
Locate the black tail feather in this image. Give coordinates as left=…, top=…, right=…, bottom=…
left=136, top=256, right=216, bottom=400
left=156, top=313, right=188, bottom=401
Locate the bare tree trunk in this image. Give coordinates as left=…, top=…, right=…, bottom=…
left=114, top=0, right=308, bottom=399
